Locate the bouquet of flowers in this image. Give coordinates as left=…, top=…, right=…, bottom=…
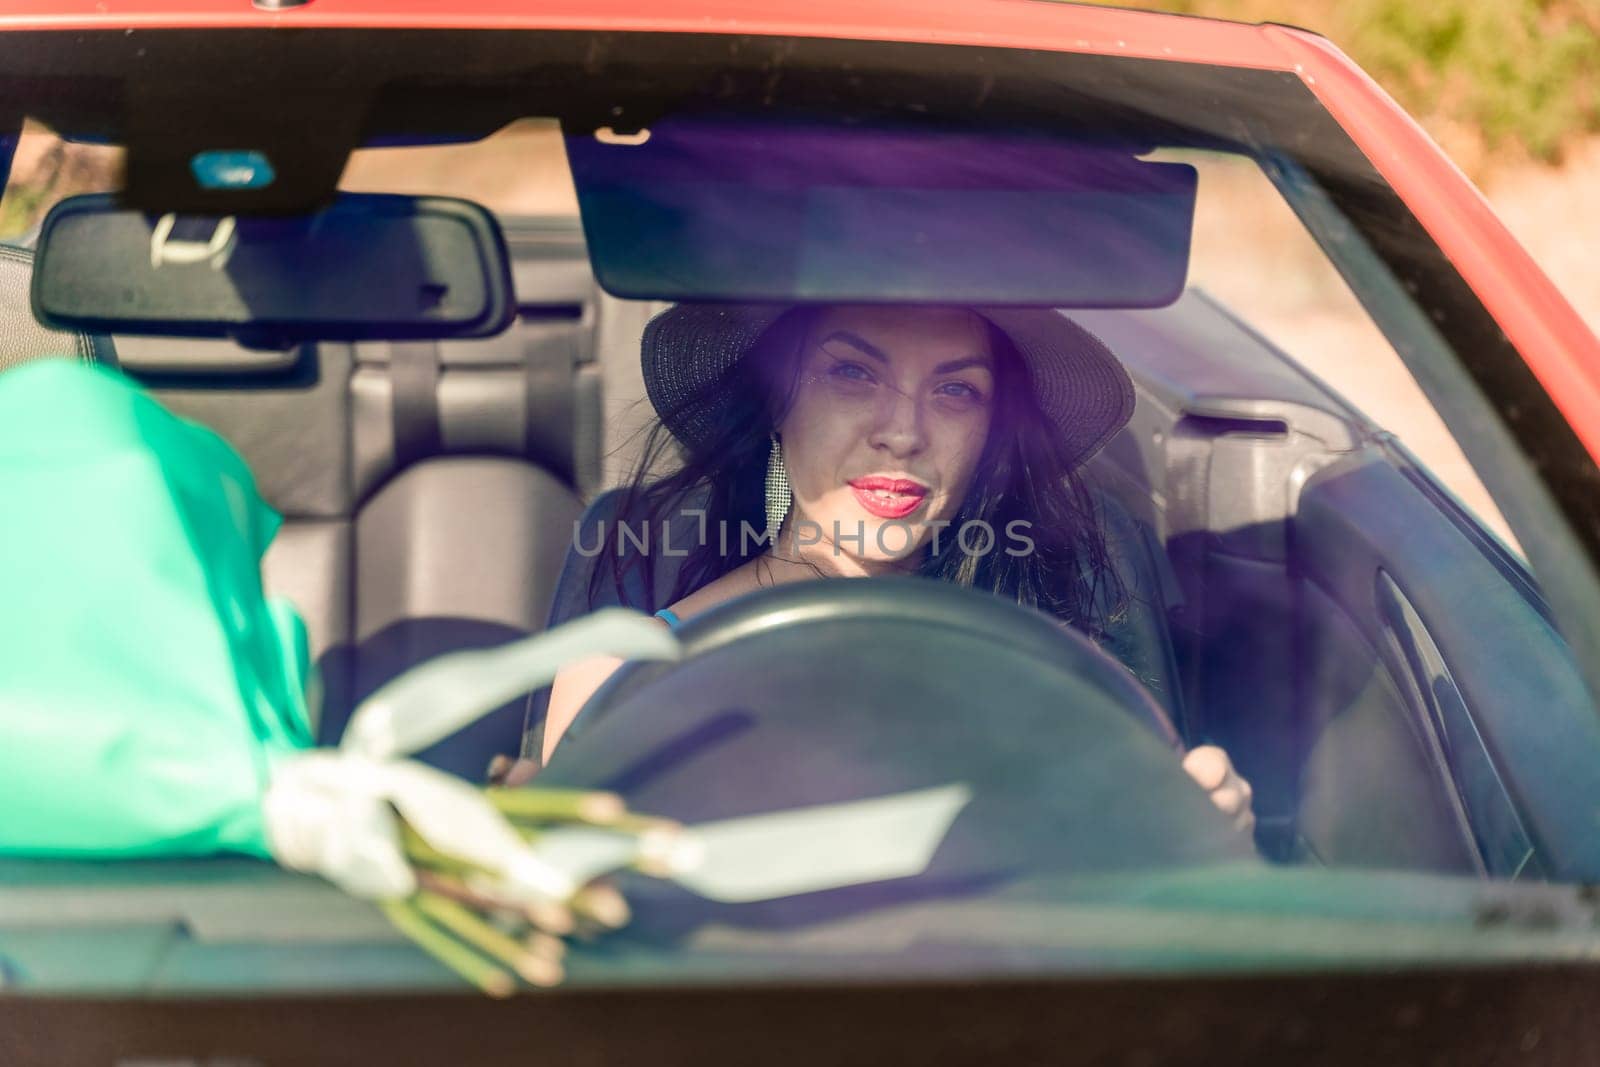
left=0, top=361, right=682, bottom=992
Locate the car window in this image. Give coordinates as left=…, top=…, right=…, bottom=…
left=1168, top=146, right=1515, bottom=547
left=4, top=29, right=1600, bottom=998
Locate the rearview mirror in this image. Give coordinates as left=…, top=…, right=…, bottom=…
left=567, top=117, right=1197, bottom=307
left=32, top=193, right=515, bottom=347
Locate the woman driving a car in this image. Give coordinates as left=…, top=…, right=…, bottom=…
left=519, top=302, right=1252, bottom=830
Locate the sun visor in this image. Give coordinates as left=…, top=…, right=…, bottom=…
left=566, top=116, right=1197, bottom=307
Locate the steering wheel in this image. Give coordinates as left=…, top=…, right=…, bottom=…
left=539, top=577, right=1253, bottom=885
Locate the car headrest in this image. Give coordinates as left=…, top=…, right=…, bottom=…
left=0, top=244, right=114, bottom=374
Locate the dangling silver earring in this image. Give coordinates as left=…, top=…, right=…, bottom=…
left=764, top=432, right=791, bottom=541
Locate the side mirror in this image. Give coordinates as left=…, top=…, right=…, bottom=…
left=32, top=193, right=515, bottom=347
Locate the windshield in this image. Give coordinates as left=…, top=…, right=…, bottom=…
left=4, top=27, right=1600, bottom=1000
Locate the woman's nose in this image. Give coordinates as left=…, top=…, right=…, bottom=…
left=866, top=386, right=927, bottom=456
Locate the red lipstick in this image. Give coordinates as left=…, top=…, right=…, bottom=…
left=848, top=477, right=928, bottom=520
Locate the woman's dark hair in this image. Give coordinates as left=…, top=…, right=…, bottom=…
left=592, top=307, right=1127, bottom=640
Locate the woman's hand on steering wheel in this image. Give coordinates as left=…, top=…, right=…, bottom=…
left=502, top=745, right=1260, bottom=837
left=1182, top=745, right=1255, bottom=836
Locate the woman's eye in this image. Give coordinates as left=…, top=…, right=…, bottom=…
left=827, top=361, right=877, bottom=385
left=936, top=381, right=986, bottom=404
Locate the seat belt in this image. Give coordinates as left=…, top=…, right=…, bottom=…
left=389, top=340, right=443, bottom=468
left=522, top=323, right=577, bottom=483
left=1164, top=419, right=1215, bottom=742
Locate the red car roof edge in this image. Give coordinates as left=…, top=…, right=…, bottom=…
left=0, top=0, right=1293, bottom=69
left=1265, top=24, right=1600, bottom=467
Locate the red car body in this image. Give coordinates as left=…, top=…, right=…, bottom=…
left=7, top=7, right=1600, bottom=1063
left=2, top=0, right=1596, bottom=463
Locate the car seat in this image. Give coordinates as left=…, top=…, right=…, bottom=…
left=0, top=244, right=114, bottom=372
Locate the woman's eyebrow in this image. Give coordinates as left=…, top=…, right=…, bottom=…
left=933, top=356, right=993, bottom=375
left=824, top=331, right=992, bottom=375
left=821, top=330, right=889, bottom=363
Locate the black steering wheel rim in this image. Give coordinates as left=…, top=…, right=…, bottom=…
left=542, top=576, right=1251, bottom=892
left=571, top=575, right=1180, bottom=749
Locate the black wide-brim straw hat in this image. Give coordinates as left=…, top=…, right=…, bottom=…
left=642, top=304, right=1136, bottom=471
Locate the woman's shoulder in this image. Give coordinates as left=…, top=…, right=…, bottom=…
left=665, top=554, right=819, bottom=623
left=662, top=562, right=763, bottom=623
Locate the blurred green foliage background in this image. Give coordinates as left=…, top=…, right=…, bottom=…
left=1121, top=0, right=1600, bottom=168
